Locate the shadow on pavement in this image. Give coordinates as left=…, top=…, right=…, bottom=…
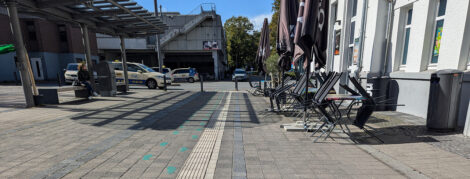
left=68, top=91, right=219, bottom=131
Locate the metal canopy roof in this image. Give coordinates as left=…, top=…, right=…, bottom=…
left=3, top=0, right=167, bottom=37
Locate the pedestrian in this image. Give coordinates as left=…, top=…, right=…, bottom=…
left=78, top=64, right=98, bottom=99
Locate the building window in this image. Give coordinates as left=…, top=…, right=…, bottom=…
left=352, top=0, right=358, bottom=17
left=430, top=0, right=447, bottom=64
left=348, top=0, right=358, bottom=66
left=25, top=21, right=37, bottom=41
left=58, top=25, right=67, bottom=42
left=402, top=9, right=413, bottom=65
left=349, top=21, right=356, bottom=65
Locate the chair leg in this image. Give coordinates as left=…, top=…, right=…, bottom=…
left=323, top=124, right=336, bottom=141
left=363, top=128, right=384, bottom=143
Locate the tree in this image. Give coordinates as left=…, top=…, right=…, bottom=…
left=269, top=0, right=281, bottom=53
left=224, top=16, right=259, bottom=71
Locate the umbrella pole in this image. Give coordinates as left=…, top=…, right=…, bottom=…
left=303, top=62, right=310, bottom=129
left=282, top=70, right=285, bottom=87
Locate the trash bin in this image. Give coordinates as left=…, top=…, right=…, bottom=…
left=96, top=62, right=117, bottom=97
left=426, top=69, right=463, bottom=131
left=458, top=71, right=470, bottom=128
left=366, top=76, right=391, bottom=111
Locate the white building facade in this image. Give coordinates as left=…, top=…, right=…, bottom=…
left=327, top=0, right=470, bottom=125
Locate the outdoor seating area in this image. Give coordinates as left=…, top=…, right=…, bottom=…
left=248, top=71, right=391, bottom=143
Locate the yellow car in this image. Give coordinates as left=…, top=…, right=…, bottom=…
left=112, top=62, right=171, bottom=89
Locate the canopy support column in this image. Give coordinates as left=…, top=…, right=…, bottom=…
left=119, top=35, right=130, bottom=91
left=6, top=0, right=35, bottom=107
left=79, top=23, right=96, bottom=90
left=154, top=0, right=163, bottom=73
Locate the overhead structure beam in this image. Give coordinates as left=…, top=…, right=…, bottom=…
left=37, top=0, right=91, bottom=8
left=4, top=0, right=168, bottom=107
left=106, top=0, right=163, bottom=32
left=74, top=9, right=126, bottom=18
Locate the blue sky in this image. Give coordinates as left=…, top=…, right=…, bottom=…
left=134, top=0, right=274, bottom=30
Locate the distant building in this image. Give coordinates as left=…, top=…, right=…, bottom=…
left=328, top=0, right=470, bottom=124
left=0, top=7, right=99, bottom=82
left=97, top=4, right=228, bottom=80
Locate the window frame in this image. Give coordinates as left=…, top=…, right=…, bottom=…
left=467, top=48, right=470, bottom=70
left=428, top=0, right=447, bottom=67
left=127, top=64, right=141, bottom=72
left=348, top=0, right=358, bottom=66
left=400, top=8, right=413, bottom=67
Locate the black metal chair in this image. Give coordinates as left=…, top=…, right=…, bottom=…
left=248, top=75, right=263, bottom=96
left=309, top=72, right=344, bottom=142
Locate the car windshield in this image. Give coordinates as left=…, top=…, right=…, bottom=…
left=163, top=69, right=170, bottom=73
left=67, top=64, right=78, bottom=71
left=138, top=64, right=155, bottom=72
left=235, top=71, right=246, bottom=74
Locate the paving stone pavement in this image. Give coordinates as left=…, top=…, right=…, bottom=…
left=353, top=112, right=470, bottom=178
left=3, top=85, right=462, bottom=178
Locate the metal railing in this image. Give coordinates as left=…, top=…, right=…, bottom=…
left=188, top=3, right=216, bottom=15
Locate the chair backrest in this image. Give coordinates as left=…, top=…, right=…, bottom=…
left=340, top=84, right=360, bottom=96
left=349, top=77, right=374, bottom=102
left=349, top=77, right=376, bottom=129
left=292, top=73, right=307, bottom=94
left=314, top=72, right=342, bottom=103
left=312, top=72, right=336, bottom=102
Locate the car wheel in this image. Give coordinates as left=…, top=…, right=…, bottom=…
left=188, top=78, right=195, bottom=83
left=147, top=79, right=157, bottom=89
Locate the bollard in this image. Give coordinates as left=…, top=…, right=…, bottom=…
left=13, top=72, right=19, bottom=85
left=163, top=75, right=167, bottom=91
left=200, top=74, right=204, bottom=92
left=235, top=78, right=239, bottom=91
left=263, top=80, right=267, bottom=96
left=56, top=72, right=61, bottom=87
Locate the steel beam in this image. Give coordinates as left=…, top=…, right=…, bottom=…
left=106, top=0, right=162, bottom=31
left=37, top=0, right=92, bottom=8
left=5, top=0, right=36, bottom=107
left=80, top=23, right=97, bottom=90
left=119, top=35, right=130, bottom=91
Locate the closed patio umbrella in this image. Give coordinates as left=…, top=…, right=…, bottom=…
left=277, top=0, right=299, bottom=72
left=293, top=0, right=330, bottom=127
left=256, top=18, right=270, bottom=74
left=295, top=0, right=329, bottom=68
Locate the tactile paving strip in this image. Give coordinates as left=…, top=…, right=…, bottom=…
left=177, top=92, right=232, bottom=179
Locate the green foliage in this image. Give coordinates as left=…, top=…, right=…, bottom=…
left=269, top=0, right=281, bottom=54
left=285, top=71, right=297, bottom=78
left=266, top=53, right=280, bottom=75
left=224, top=16, right=259, bottom=70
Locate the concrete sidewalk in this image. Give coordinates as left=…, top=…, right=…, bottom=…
left=0, top=88, right=468, bottom=178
